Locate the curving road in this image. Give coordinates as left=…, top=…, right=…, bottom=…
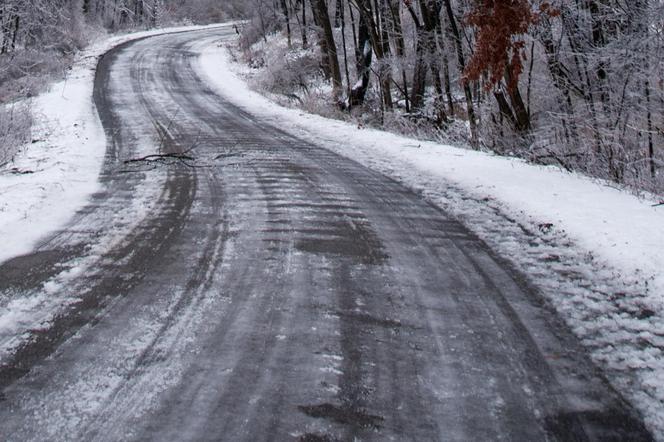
left=0, top=26, right=652, bottom=441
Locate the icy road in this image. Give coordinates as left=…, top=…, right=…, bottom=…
left=0, top=25, right=653, bottom=441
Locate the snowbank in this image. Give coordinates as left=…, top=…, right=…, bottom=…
left=195, top=40, right=664, bottom=437
left=0, top=24, right=225, bottom=265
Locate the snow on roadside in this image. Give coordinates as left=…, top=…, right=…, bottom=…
left=195, top=40, right=664, bottom=437
left=0, top=23, right=226, bottom=266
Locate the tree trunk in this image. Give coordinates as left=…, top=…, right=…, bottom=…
left=353, top=0, right=391, bottom=108
left=349, top=7, right=371, bottom=107
left=494, top=91, right=517, bottom=129
left=280, top=0, right=292, bottom=47
left=386, top=0, right=409, bottom=111
left=0, top=5, right=4, bottom=55
left=436, top=24, right=454, bottom=115
left=310, top=0, right=343, bottom=99
left=1, top=8, right=9, bottom=54
left=503, top=66, right=530, bottom=133
left=410, top=33, right=426, bottom=110
left=334, top=0, right=342, bottom=27
left=300, top=0, right=308, bottom=47
left=339, top=0, right=352, bottom=101
left=10, top=14, right=18, bottom=51
left=377, top=4, right=393, bottom=109
left=442, top=0, right=478, bottom=147
left=646, top=76, right=655, bottom=179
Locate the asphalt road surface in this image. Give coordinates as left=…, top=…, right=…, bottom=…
left=0, top=26, right=652, bottom=441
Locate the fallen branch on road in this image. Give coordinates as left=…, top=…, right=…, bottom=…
left=123, top=152, right=195, bottom=164
left=8, top=168, right=35, bottom=175
left=119, top=152, right=205, bottom=173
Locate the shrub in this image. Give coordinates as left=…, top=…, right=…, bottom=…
left=0, top=103, right=32, bottom=167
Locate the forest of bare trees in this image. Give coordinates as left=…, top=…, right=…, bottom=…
left=1, top=1, right=662, bottom=193
left=237, top=0, right=664, bottom=193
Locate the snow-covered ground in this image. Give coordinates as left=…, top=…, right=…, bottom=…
left=196, top=39, right=664, bottom=437
left=0, top=24, right=225, bottom=265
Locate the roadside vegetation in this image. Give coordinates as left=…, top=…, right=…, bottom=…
left=234, top=0, right=664, bottom=195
